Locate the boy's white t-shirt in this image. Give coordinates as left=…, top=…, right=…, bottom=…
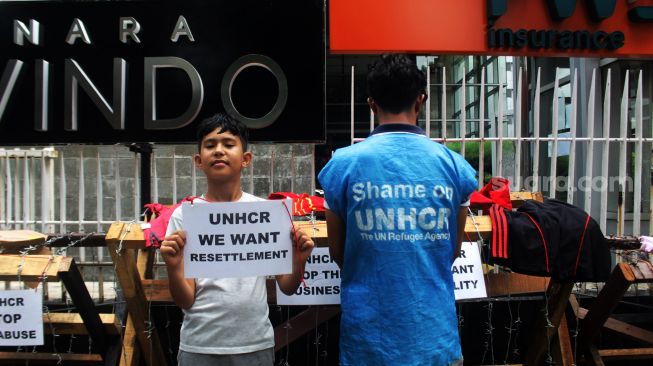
left=165, top=192, right=274, bottom=354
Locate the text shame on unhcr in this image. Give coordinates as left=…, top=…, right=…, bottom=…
left=351, top=182, right=455, bottom=232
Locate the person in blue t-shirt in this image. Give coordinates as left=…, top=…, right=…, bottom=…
left=318, top=54, right=477, bottom=366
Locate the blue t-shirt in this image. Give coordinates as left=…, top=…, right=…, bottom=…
left=318, top=124, right=477, bottom=366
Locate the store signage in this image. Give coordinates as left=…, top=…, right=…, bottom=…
left=329, top=0, right=653, bottom=57
left=0, top=0, right=325, bottom=144
left=486, top=0, right=649, bottom=51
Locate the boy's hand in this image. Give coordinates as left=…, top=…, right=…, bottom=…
left=277, top=227, right=316, bottom=295
left=160, top=230, right=187, bottom=269
left=292, top=228, right=315, bottom=264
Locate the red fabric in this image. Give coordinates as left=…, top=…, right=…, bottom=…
left=470, top=177, right=512, bottom=210
left=499, top=205, right=508, bottom=258
left=489, top=204, right=509, bottom=259
left=268, top=192, right=325, bottom=216
left=143, top=196, right=196, bottom=248
left=490, top=205, right=499, bottom=258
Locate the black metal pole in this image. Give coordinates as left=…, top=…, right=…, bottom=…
left=129, top=143, right=153, bottom=216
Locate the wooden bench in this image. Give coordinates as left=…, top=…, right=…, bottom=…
left=574, top=261, right=653, bottom=365
left=0, top=255, right=120, bottom=366
left=104, top=191, right=556, bottom=361
left=0, top=231, right=121, bottom=366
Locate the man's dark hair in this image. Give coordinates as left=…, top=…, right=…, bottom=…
left=196, top=113, right=249, bottom=151
left=367, top=54, right=427, bottom=114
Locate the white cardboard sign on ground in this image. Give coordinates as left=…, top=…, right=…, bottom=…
left=452, top=242, right=487, bottom=300
left=276, top=247, right=341, bottom=305
left=183, top=200, right=293, bottom=279
left=0, top=290, right=43, bottom=346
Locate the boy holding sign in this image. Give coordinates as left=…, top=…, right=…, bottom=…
left=160, top=113, right=314, bottom=366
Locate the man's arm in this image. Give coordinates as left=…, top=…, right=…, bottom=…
left=160, top=230, right=196, bottom=309
left=325, top=209, right=346, bottom=269
left=454, top=206, right=468, bottom=261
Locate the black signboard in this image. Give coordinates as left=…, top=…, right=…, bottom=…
left=0, top=0, right=325, bottom=144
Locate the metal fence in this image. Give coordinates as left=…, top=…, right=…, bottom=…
left=0, top=143, right=315, bottom=301
left=351, top=65, right=652, bottom=236
left=0, top=144, right=315, bottom=231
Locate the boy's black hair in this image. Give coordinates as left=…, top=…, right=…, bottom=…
left=367, top=54, right=427, bottom=114
left=196, top=113, right=249, bottom=151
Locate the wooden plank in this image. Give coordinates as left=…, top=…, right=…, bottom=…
left=122, top=245, right=158, bottom=366
left=510, top=191, right=544, bottom=206
left=524, top=281, right=574, bottom=366
left=273, top=306, right=340, bottom=352
left=577, top=307, right=653, bottom=345
left=0, top=352, right=103, bottom=365
left=58, top=256, right=73, bottom=273
left=137, top=249, right=155, bottom=280
left=469, top=192, right=543, bottom=211
left=43, top=313, right=120, bottom=335
left=464, top=192, right=543, bottom=239
left=142, top=279, right=172, bottom=302
left=598, top=348, right=653, bottom=360
left=107, top=223, right=168, bottom=366
left=0, top=229, right=47, bottom=250
left=630, top=261, right=653, bottom=282
left=119, top=315, right=141, bottom=366
left=105, top=222, right=148, bottom=250
left=103, top=338, right=123, bottom=366
left=0, top=234, right=54, bottom=290
left=106, top=220, right=330, bottom=249
left=588, top=346, right=606, bottom=366
left=106, top=215, right=526, bottom=249
left=292, top=221, right=328, bottom=247
left=0, top=255, right=64, bottom=282
left=485, top=272, right=550, bottom=297
left=59, top=259, right=110, bottom=358
left=464, top=215, right=492, bottom=239
left=578, top=262, right=635, bottom=350
left=144, top=278, right=281, bottom=304
left=147, top=273, right=552, bottom=304
left=551, top=316, right=574, bottom=366
left=266, top=277, right=277, bottom=304
left=108, top=192, right=542, bottom=252
left=568, top=294, right=580, bottom=316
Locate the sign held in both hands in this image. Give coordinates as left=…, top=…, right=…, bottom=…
left=183, top=199, right=293, bottom=279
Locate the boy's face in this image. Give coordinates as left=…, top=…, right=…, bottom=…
left=194, top=127, right=252, bottom=182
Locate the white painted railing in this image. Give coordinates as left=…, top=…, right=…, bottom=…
left=0, top=144, right=315, bottom=233
left=351, top=65, right=651, bottom=236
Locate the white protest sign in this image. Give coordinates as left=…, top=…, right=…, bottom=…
left=276, top=247, right=341, bottom=305
left=452, top=242, right=487, bottom=300
left=0, top=290, right=43, bottom=346
left=183, top=199, right=293, bottom=278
